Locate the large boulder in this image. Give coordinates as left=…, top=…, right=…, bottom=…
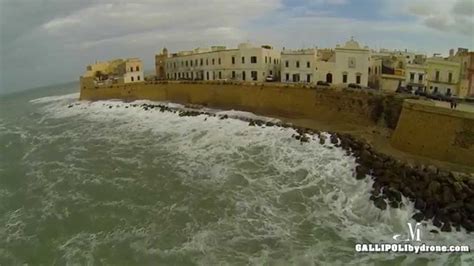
left=373, top=197, right=387, bottom=210
left=441, top=223, right=452, bottom=232
left=355, top=165, right=369, bottom=180
left=412, top=212, right=425, bottom=222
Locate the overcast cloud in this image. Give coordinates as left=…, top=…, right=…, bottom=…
left=1, top=0, right=473, bottom=93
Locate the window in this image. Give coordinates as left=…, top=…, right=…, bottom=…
left=251, top=56, right=257, bottom=64
left=285, top=73, right=289, bottom=81
left=242, top=57, right=245, bottom=64
left=285, top=61, right=289, bottom=68
left=212, top=59, right=215, bottom=65
left=265, top=56, right=268, bottom=63
left=200, top=59, right=203, bottom=66
left=232, top=57, right=235, bottom=64
left=137, top=75, right=140, bottom=81
left=292, top=74, right=300, bottom=82
left=326, top=73, right=332, bottom=83
left=190, top=60, right=193, bottom=67
left=448, top=72, right=453, bottom=83
left=232, top=71, right=236, bottom=79
left=343, top=74, right=348, bottom=83
left=206, top=59, right=209, bottom=65
left=195, top=59, right=198, bottom=66
left=136, top=66, right=140, bottom=71
left=269, top=57, right=272, bottom=64
left=131, top=76, right=134, bottom=82
left=306, top=74, right=311, bottom=83
left=434, top=87, right=438, bottom=93
left=307, top=61, right=310, bottom=68
left=251, top=71, right=258, bottom=80
left=356, top=74, right=361, bottom=84
left=242, top=71, right=246, bottom=80
left=219, top=71, right=222, bottom=79
left=186, top=61, right=188, bottom=67
left=419, top=74, right=423, bottom=82
left=269, top=70, right=273, bottom=75
left=410, top=73, right=415, bottom=81
left=369, top=67, right=371, bottom=75
left=435, top=71, right=440, bottom=81
left=296, top=61, right=300, bottom=68
left=206, top=72, right=209, bottom=80
left=130, top=67, right=134, bottom=72
left=218, top=58, right=221, bottom=65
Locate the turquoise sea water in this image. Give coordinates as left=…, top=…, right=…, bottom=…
left=0, top=83, right=472, bottom=265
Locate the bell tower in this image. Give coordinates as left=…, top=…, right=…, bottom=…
left=155, top=47, right=168, bottom=79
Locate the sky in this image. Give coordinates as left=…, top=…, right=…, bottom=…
left=0, top=0, right=473, bottom=93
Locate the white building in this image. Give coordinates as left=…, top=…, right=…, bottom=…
left=161, top=43, right=281, bottom=82
left=281, top=49, right=317, bottom=83
left=332, top=39, right=370, bottom=86
left=405, top=64, right=428, bottom=92
left=121, top=58, right=144, bottom=83
left=280, top=38, right=370, bottom=87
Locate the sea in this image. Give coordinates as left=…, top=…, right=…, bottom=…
left=0, top=83, right=472, bottom=265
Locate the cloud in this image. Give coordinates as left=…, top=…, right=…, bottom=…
left=0, top=0, right=472, bottom=93
left=385, top=0, right=474, bottom=36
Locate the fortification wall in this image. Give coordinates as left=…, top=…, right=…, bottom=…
left=391, top=100, right=474, bottom=166
left=80, top=82, right=401, bottom=127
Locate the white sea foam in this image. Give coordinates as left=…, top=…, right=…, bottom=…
left=15, top=93, right=474, bottom=264
left=29, top=92, right=80, bottom=104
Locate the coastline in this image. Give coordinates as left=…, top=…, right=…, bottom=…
left=68, top=99, right=474, bottom=233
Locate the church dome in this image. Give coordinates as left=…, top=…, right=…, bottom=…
left=344, top=37, right=360, bottom=49
left=161, top=47, right=168, bottom=55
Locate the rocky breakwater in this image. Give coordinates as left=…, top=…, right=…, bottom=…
left=290, top=129, right=474, bottom=234
left=70, top=102, right=474, bottom=233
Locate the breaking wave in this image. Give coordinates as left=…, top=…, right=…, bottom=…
left=0, top=92, right=471, bottom=265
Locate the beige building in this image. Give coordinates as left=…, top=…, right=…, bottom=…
left=281, top=38, right=370, bottom=86
left=405, top=63, right=428, bottom=92
left=426, top=57, right=460, bottom=96
left=281, top=48, right=317, bottom=83
left=158, top=43, right=281, bottom=82
left=369, top=50, right=425, bottom=93
left=80, top=58, right=144, bottom=88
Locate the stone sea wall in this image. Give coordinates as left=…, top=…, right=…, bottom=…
left=392, top=100, right=474, bottom=166
left=80, top=81, right=403, bottom=129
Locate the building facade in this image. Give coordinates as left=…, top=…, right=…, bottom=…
left=280, top=38, right=370, bottom=87
left=405, top=64, right=428, bottom=92
left=155, top=48, right=168, bottom=79
left=332, top=39, right=370, bottom=86
left=281, top=49, right=317, bottom=83
left=158, top=43, right=281, bottom=82
left=80, top=58, right=144, bottom=88
left=426, top=57, right=461, bottom=96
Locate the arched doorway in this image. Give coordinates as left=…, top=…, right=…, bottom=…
left=326, top=73, right=333, bottom=83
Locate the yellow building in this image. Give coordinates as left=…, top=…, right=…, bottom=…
left=426, top=57, right=461, bottom=96
left=80, top=58, right=144, bottom=89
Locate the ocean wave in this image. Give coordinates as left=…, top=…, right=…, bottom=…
left=4, top=92, right=472, bottom=264
left=29, top=92, right=79, bottom=104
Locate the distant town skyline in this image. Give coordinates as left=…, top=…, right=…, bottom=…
left=1, top=0, right=473, bottom=93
